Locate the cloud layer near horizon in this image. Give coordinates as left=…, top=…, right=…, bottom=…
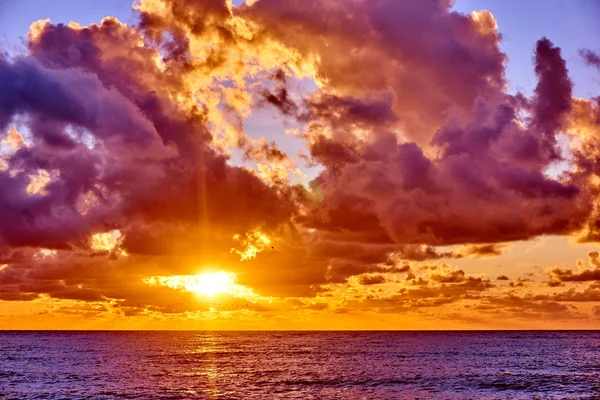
left=1, top=0, right=600, bottom=326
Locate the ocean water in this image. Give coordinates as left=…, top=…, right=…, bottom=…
left=1, top=331, right=599, bottom=399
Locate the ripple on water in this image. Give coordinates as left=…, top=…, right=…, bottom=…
left=0, top=331, right=599, bottom=399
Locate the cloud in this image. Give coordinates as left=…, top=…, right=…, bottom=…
left=546, top=252, right=600, bottom=285
left=457, top=244, right=506, bottom=258
left=240, top=0, right=506, bottom=143
left=260, top=87, right=299, bottom=116
left=0, top=15, right=300, bottom=307
left=580, top=49, right=600, bottom=69
left=1, top=0, right=600, bottom=324
left=357, top=274, right=389, bottom=286
left=302, top=91, right=585, bottom=248
left=285, top=36, right=588, bottom=264
left=346, top=266, right=494, bottom=312
left=508, top=277, right=531, bottom=288
left=475, top=295, right=587, bottom=321
left=531, top=37, right=573, bottom=150
left=129, top=1, right=599, bottom=281
left=534, top=283, right=600, bottom=303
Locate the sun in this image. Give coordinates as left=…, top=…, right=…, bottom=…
left=143, top=271, right=241, bottom=297
left=186, top=272, right=235, bottom=297
left=143, top=270, right=260, bottom=299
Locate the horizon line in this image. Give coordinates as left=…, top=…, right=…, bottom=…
left=2, top=329, right=600, bottom=332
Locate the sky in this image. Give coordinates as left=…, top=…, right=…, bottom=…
left=0, top=0, right=599, bottom=330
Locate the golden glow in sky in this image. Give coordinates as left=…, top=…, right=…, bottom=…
left=143, top=271, right=255, bottom=298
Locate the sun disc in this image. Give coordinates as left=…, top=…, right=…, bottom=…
left=189, top=272, right=234, bottom=297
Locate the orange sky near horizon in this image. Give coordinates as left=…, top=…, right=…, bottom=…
left=1, top=0, right=600, bottom=330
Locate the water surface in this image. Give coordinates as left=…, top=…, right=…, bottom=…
left=1, top=331, right=599, bottom=399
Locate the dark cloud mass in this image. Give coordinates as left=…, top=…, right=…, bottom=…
left=1, top=0, right=600, bottom=318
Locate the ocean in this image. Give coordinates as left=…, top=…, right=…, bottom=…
left=1, top=331, right=599, bottom=399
